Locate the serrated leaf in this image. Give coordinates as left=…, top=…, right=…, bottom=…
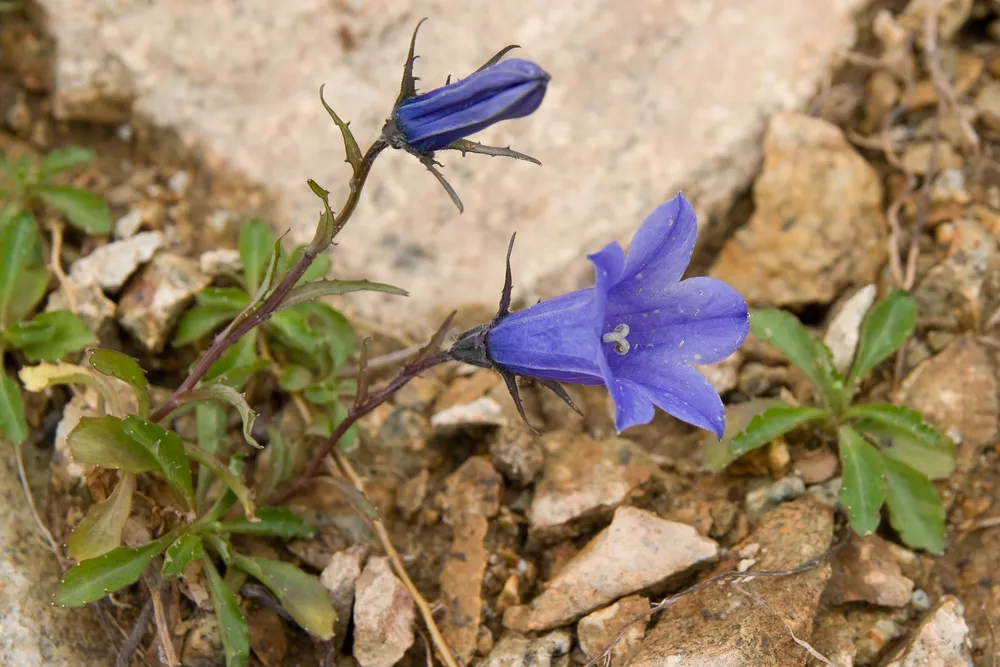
left=87, top=349, right=150, bottom=418
left=67, top=473, right=135, bottom=561
left=883, top=457, right=946, bottom=553
left=837, top=425, right=886, bottom=537
left=275, top=279, right=407, bottom=314
left=0, top=374, right=27, bottom=445
left=216, top=507, right=315, bottom=539
left=68, top=416, right=158, bottom=472
left=728, top=405, right=828, bottom=459
left=6, top=267, right=49, bottom=322
left=38, top=147, right=94, bottom=175
left=846, top=403, right=955, bottom=480
left=34, top=185, right=111, bottom=234
left=238, top=220, right=274, bottom=293
left=122, top=416, right=195, bottom=510
left=54, top=534, right=174, bottom=607
left=179, top=384, right=259, bottom=449
left=161, top=534, right=204, bottom=580
left=750, top=309, right=846, bottom=412
left=4, top=311, right=95, bottom=361
left=202, top=555, right=250, bottom=667
left=0, top=209, right=39, bottom=327
left=230, top=553, right=335, bottom=639
left=319, top=85, right=363, bottom=175
left=847, top=290, right=916, bottom=390
left=184, top=442, right=256, bottom=519
left=174, top=305, right=243, bottom=346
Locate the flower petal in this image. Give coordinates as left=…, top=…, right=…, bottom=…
left=487, top=289, right=604, bottom=383
left=587, top=241, right=626, bottom=337
left=606, top=277, right=749, bottom=365
left=608, top=356, right=726, bottom=437
left=618, top=193, right=698, bottom=286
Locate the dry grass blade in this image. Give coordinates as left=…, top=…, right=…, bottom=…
left=115, top=597, right=154, bottom=667
left=731, top=583, right=834, bottom=666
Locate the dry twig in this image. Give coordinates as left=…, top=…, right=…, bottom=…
left=731, top=583, right=834, bottom=666
left=115, top=597, right=155, bottom=667
left=144, top=576, right=178, bottom=667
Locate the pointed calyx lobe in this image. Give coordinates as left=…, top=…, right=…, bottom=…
left=449, top=194, right=750, bottom=438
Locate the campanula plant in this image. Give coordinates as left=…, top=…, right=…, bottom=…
left=449, top=194, right=750, bottom=437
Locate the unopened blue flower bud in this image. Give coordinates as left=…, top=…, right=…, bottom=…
left=390, top=58, right=549, bottom=153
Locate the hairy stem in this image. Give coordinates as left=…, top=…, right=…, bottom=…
left=149, top=140, right=388, bottom=423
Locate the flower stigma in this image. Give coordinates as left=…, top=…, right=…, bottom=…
left=602, top=323, right=631, bottom=355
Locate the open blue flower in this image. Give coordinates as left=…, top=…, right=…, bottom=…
left=394, top=58, right=549, bottom=153
left=449, top=194, right=749, bottom=437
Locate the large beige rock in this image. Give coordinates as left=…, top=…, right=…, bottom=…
left=37, top=0, right=871, bottom=327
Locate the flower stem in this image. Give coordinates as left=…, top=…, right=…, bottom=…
left=149, top=140, right=388, bottom=423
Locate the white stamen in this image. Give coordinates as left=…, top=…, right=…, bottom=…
left=602, top=323, right=631, bottom=355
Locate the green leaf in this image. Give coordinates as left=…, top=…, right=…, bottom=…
left=883, top=457, right=946, bottom=553
left=230, top=554, right=335, bottom=639
left=303, top=380, right=342, bottom=406
left=281, top=246, right=332, bottom=284
left=846, top=404, right=955, bottom=480
left=161, top=534, right=204, bottom=580
left=38, top=147, right=94, bottom=176
left=184, top=442, right=256, bottom=519
left=278, top=364, right=313, bottom=392
left=33, top=185, right=111, bottom=234
left=122, top=416, right=195, bottom=510
left=216, top=507, right=315, bottom=539
left=87, top=349, right=150, bottom=418
left=0, top=374, right=27, bottom=445
left=728, top=405, right=828, bottom=458
left=197, top=287, right=250, bottom=310
left=702, top=398, right=785, bottom=471
left=330, top=401, right=359, bottom=452
left=54, top=534, right=174, bottom=606
left=174, top=305, right=243, bottom=346
left=202, top=555, right=250, bottom=667
left=318, top=85, right=363, bottom=175
left=180, top=384, right=259, bottom=449
left=275, top=279, right=407, bottom=314
left=750, top=309, right=846, bottom=411
left=303, top=302, right=355, bottom=371
left=4, top=311, right=95, bottom=362
left=847, top=290, right=916, bottom=389
left=6, top=267, right=49, bottom=322
left=257, top=426, right=294, bottom=504
left=238, top=220, right=275, bottom=293
left=837, top=425, right=886, bottom=537
left=203, top=331, right=261, bottom=388
left=67, top=473, right=135, bottom=560
left=194, top=402, right=227, bottom=511
left=69, top=416, right=159, bottom=473
left=0, top=209, right=39, bottom=327
left=267, top=308, right=319, bottom=355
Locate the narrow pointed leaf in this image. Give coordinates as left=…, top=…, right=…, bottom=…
left=238, top=220, right=274, bottom=293
left=728, top=405, right=828, bottom=458
left=202, top=555, right=250, bottom=667
left=38, top=147, right=94, bottom=175
left=184, top=442, right=256, bottom=519
left=174, top=305, right=243, bottom=346
left=179, top=384, right=259, bottom=449
left=319, top=85, right=363, bottom=173
left=161, top=534, right=204, bottom=579
left=4, top=311, right=95, bottom=362
left=122, top=416, right=195, bottom=510
left=750, top=309, right=846, bottom=411
left=6, top=267, right=49, bottom=322
left=203, top=331, right=263, bottom=388
left=883, top=457, right=946, bottom=553
left=230, top=554, right=335, bottom=639
left=837, top=425, right=886, bottom=537
left=446, top=139, right=540, bottom=164
left=194, top=402, right=227, bottom=511
left=216, top=507, right=315, bottom=539
left=421, top=157, right=464, bottom=212
left=0, top=209, right=39, bottom=327
left=69, top=416, right=158, bottom=472
left=847, top=290, right=916, bottom=389
left=395, top=18, right=428, bottom=106
left=846, top=403, right=955, bottom=480
left=34, top=185, right=111, bottom=234
left=0, top=374, right=27, bottom=445
left=55, top=534, right=174, bottom=607
left=274, top=279, right=407, bottom=314
left=67, top=473, right=135, bottom=561
left=87, top=349, right=150, bottom=417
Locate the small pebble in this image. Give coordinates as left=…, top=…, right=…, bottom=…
left=911, top=589, right=931, bottom=610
